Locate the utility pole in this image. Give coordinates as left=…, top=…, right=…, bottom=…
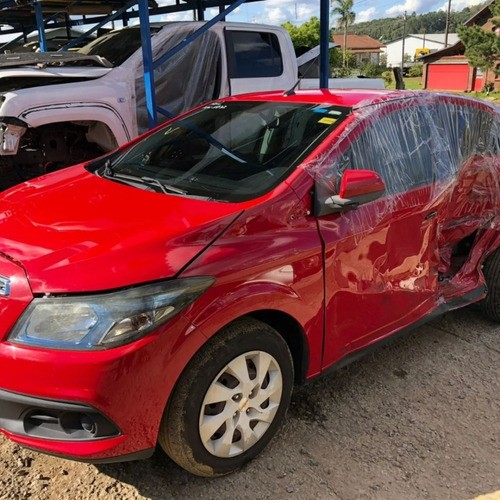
left=444, top=0, right=452, bottom=47
left=400, top=11, right=407, bottom=74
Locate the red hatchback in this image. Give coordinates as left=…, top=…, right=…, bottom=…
left=0, top=90, right=498, bottom=476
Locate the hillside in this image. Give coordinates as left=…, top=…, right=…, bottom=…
left=333, top=3, right=487, bottom=42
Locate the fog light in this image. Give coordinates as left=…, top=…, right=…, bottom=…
left=80, top=414, right=98, bottom=436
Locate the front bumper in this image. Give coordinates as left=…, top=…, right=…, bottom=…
left=0, top=312, right=200, bottom=462
left=0, top=388, right=155, bottom=463
left=0, top=388, right=120, bottom=441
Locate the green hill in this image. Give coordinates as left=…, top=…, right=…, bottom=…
left=333, top=3, right=487, bottom=42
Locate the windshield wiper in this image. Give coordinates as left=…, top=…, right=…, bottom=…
left=101, top=169, right=187, bottom=195
left=141, top=176, right=186, bottom=195
left=103, top=159, right=114, bottom=177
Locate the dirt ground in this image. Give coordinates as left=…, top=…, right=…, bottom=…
left=1, top=306, right=498, bottom=500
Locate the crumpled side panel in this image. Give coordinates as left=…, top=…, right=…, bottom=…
left=135, top=25, right=222, bottom=134
left=307, top=92, right=499, bottom=299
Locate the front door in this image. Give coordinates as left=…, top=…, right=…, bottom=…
left=317, top=102, right=442, bottom=368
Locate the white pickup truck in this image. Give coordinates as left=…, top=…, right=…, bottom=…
left=0, top=22, right=383, bottom=188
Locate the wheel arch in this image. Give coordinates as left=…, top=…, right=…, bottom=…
left=246, top=310, right=309, bottom=385
left=20, top=102, right=132, bottom=146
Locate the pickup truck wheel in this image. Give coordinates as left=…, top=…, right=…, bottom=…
left=480, top=249, right=500, bottom=322
left=158, top=318, right=294, bottom=477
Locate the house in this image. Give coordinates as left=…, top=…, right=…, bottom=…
left=420, top=1, right=499, bottom=91
left=382, top=33, right=460, bottom=68
left=331, top=34, right=385, bottom=65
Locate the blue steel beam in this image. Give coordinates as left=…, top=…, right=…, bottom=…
left=320, top=0, right=330, bottom=88
left=33, top=1, right=47, bottom=52
left=138, top=0, right=158, bottom=130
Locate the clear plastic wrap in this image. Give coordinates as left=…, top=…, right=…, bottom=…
left=132, top=24, right=222, bottom=134
left=307, top=92, right=499, bottom=295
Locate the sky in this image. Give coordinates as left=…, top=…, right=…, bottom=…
left=157, top=0, right=482, bottom=26
left=0, top=0, right=482, bottom=43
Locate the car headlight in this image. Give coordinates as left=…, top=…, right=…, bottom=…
left=8, top=277, right=214, bottom=350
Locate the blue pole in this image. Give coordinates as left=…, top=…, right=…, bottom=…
left=138, top=0, right=157, bottom=130
left=33, top=1, right=47, bottom=52
left=320, top=0, right=330, bottom=89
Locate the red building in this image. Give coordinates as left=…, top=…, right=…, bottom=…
left=421, top=1, right=499, bottom=92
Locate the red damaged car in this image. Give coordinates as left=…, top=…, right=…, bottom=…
left=0, top=90, right=498, bottom=476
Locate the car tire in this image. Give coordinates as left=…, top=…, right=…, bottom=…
left=480, top=248, right=500, bottom=322
left=158, top=317, right=294, bottom=477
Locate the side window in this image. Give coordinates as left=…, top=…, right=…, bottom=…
left=431, top=101, right=499, bottom=180
left=336, top=107, right=434, bottom=195
left=226, top=31, right=283, bottom=78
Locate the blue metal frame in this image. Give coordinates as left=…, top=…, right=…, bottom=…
left=33, top=1, right=47, bottom=52
left=60, top=0, right=137, bottom=51
left=32, top=0, right=86, bottom=52
left=141, top=0, right=249, bottom=127
left=138, top=0, right=158, bottom=130
left=24, top=0, right=333, bottom=129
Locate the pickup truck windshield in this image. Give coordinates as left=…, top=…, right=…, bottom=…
left=94, top=101, right=350, bottom=202
left=78, top=27, right=160, bottom=66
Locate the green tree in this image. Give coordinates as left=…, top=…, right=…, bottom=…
left=282, top=17, right=321, bottom=48
left=457, top=0, right=500, bottom=76
left=330, top=3, right=485, bottom=41
left=331, top=0, right=356, bottom=69
left=282, top=17, right=348, bottom=76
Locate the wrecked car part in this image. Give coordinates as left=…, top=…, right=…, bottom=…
left=305, top=92, right=499, bottom=301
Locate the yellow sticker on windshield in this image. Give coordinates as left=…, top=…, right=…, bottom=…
left=319, top=117, right=337, bottom=125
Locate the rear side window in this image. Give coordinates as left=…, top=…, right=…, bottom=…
left=226, top=31, right=283, bottom=78
left=431, top=101, right=499, bottom=180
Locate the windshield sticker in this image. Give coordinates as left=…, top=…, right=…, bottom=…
left=318, top=117, right=337, bottom=125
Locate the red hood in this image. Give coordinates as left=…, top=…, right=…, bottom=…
left=0, top=167, right=243, bottom=293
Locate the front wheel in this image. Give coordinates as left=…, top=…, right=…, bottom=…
left=158, top=318, right=294, bottom=477
left=480, top=248, right=500, bottom=322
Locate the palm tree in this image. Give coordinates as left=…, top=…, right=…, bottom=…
left=331, top=0, right=356, bottom=70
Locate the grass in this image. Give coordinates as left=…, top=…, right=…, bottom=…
left=385, top=76, right=500, bottom=105
left=402, top=77, right=423, bottom=90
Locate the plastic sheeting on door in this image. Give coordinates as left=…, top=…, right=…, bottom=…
left=306, top=91, right=499, bottom=293
left=132, top=24, right=222, bottom=134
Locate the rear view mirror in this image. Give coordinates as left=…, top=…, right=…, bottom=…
left=314, top=169, right=386, bottom=216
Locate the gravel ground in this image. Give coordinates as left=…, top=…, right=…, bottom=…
left=1, top=306, right=499, bottom=500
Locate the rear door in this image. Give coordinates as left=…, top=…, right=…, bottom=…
left=316, top=101, right=442, bottom=367
left=225, top=27, right=296, bottom=96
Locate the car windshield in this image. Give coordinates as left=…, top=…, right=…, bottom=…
left=92, top=101, right=350, bottom=202
left=78, top=27, right=159, bottom=66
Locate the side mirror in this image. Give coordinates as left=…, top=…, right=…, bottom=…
left=314, top=169, right=386, bottom=217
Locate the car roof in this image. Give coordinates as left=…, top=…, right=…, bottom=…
left=221, top=89, right=500, bottom=113
left=221, top=89, right=421, bottom=109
